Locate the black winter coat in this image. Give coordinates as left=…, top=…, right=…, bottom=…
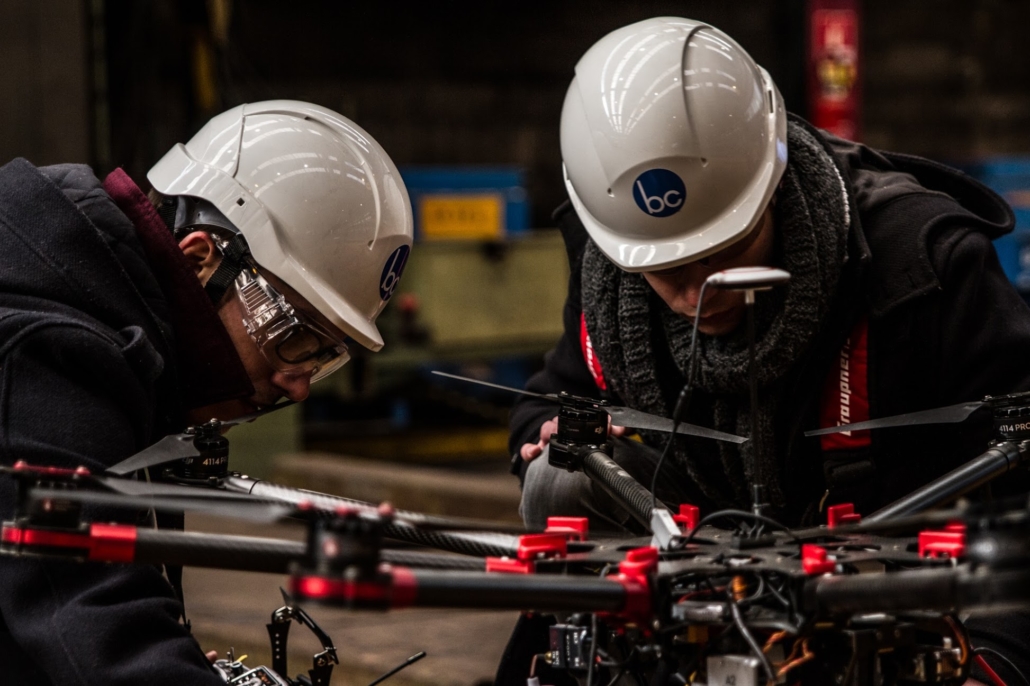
left=0, top=158, right=250, bottom=686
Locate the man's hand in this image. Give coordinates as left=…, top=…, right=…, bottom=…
left=519, top=415, right=626, bottom=462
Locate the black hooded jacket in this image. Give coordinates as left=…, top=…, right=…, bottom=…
left=0, top=158, right=251, bottom=686
left=505, top=120, right=1030, bottom=683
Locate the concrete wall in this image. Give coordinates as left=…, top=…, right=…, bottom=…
left=0, top=0, right=91, bottom=166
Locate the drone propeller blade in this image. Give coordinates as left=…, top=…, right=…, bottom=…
left=106, top=402, right=297, bottom=476
left=804, top=401, right=986, bottom=437
left=28, top=488, right=294, bottom=523
left=221, top=400, right=297, bottom=428
left=432, top=371, right=746, bottom=444
left=604, top=406, right=747, bottom=444
left=106, top=434, right=199, bottom=476
left=431, top=371, right=558, bottom=401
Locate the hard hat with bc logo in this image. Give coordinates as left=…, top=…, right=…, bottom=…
left=148, top=100, right=414, bottom=352
left=560, top=17, right=787, bottom=272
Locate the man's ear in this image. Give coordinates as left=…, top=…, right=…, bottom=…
left=178, top=231, right=223, bottom=286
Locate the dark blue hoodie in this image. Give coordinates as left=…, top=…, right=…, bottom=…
left=0, top=158, right=251, bottom=686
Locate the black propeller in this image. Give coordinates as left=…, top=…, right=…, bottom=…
left=804, top=401, right=986, bottom=437
left=106, top=401, right=296, bottom=476
left=432, top=371, right=746, bottom=444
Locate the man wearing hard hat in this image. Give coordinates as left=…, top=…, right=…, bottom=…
left=508, top=18, right=1030, bottom=684
left=0, top=101, right=412, bottom=685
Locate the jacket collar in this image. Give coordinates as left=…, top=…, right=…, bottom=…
left=102, top=169, right=255, bottom=409
left=792, top=114, right=1015, bottom=317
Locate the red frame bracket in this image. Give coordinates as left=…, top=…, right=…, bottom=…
left=485, top=557, right=535, bottom=574
left=918, top=524, right=966, bottom=560
left=516, top=533, right=568, bottom=561
left=673, top=504, right=700, bottom=532
left=827, top=503, right=861, bottom=528
left=545, top=516, right=589, bottom=541
left=802, top=543, right=835, bottom=575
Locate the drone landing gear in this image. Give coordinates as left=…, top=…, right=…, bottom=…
left=267, top=590, right=338, bottom=686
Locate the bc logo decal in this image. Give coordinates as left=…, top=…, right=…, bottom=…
left=379, top=245, right=410, bottom=301
left=632, top=169, right=686, bottom=217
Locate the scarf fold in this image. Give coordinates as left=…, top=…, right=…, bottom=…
left=581, top=121, right=850, bottom=510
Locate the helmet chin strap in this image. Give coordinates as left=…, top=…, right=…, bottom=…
left=157, top=196, right=252, bottom=305
left=203, top=233, right=250, bottom=305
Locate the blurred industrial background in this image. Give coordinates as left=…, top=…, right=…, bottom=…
left=2, top=1, right=1029, bottom=682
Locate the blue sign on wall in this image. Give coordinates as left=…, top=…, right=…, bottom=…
left=400, top=167, right=529, bottom=241
left=965, top=157, right=1030, bottom=292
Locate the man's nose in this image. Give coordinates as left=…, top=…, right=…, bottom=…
left=272, top=370, right=313, bottom=402
left=673, top=265, right=710, bottom=313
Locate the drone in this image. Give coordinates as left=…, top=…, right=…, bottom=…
left=5, top=378, right=1030, bottom=686
left=4, top=267, right=1030, bottom=686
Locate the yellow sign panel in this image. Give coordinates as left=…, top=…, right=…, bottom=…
left=420, top=194, right=504, bottom=240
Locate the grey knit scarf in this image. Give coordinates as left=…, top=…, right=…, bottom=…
left=581, top=121, right=850, bottom=510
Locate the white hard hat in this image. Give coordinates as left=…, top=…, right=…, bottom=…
left=148, top=100, right=414, bottom=351
left=561, top=17, right=787, bottom=272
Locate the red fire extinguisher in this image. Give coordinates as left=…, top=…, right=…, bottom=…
left=808, top=0, right=861, bottom=140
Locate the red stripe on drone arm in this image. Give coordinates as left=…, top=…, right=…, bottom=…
left=89, top=524, right=138, bottom=563
left=390, top=566, right=418, bottom=608
left=3, top=526, right=92, bottom=550
left=612, top=574, right=652, bottom=624
left=1, top=524, right=137, bottom=563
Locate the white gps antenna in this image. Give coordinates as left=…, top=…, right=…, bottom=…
left=707, top=267, right=791, bottom=513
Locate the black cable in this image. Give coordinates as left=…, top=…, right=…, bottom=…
left=366, top=651, right=427, bottom=686
left=586, top=612, right=599, bottom=686
left=974, top=647, right=1030, bottom=686
left=764, top=573, right=791, bottom=609
left=650, top=280, right=712, bottom=511
left=727, top=594, right=776, bottom=685
left=678, top=509, right=801, bottom=547
left=744, top=575, right=766, bottom=603
left=605, top=668, right=627, bottom=686
left=586, top=564, right=616, bottom=686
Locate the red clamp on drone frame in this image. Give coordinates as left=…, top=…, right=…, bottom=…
left=485, top=557, right=535, bottom=574
left=918, top=523, right=966, bottom=560
left=826, top=503, right=861, bottom=528
left=485, top=532, right=569, bottom=575
left=802, top=544, right=835, bottom=575
left=673, top=504, right=700, bottom=532
left=545, top=516, right=589, bottom=541
left=1, top=522, right=137, bottom=563
left=608, top=546, right=657, bottom=625
left=290, top=565, right=417, bottom=610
